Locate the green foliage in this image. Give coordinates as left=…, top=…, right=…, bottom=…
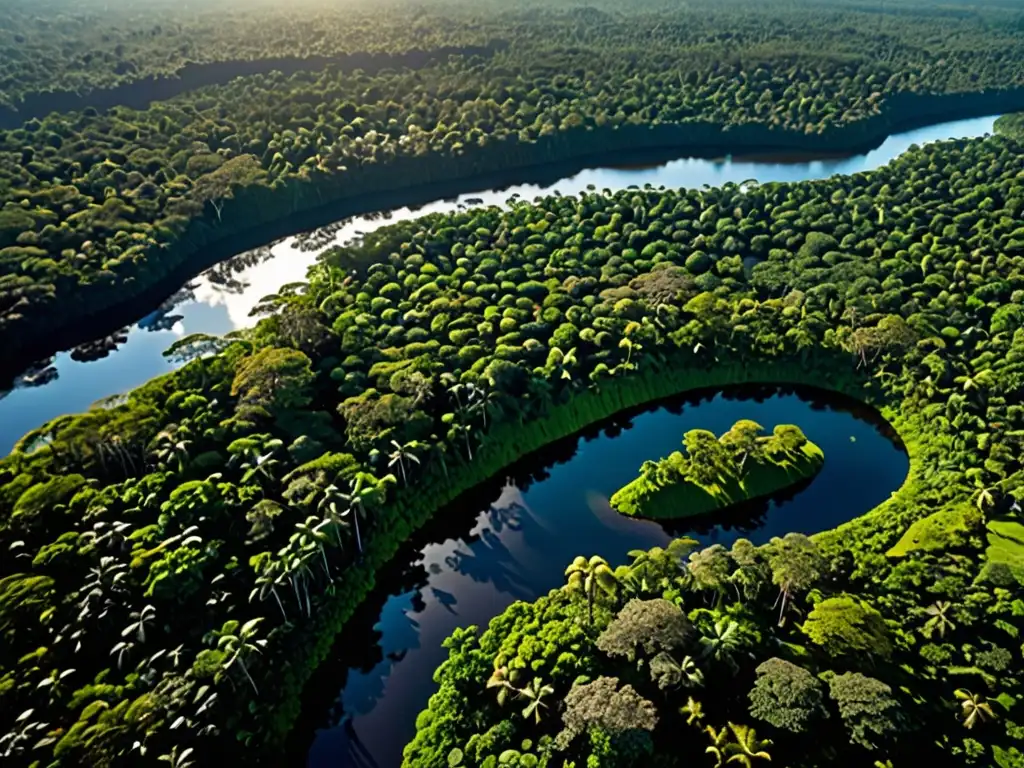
left=827, top=672, right=903, bottom=750
left=886, top=504, right=982, bottom=557
left=747, top=658, right=828, bottom=734
left=802, top=597, right=893, bottom=662
left=609, top=422, right=823, bottom=519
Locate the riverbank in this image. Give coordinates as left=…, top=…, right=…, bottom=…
left=258, top=354, right=912, bottom=763
left=2, top=87, right=1021, bottom=381
left=0, top=43, right=508, bottom=130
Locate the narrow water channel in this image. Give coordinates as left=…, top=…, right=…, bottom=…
left=0, top=114, right=998, bottom=455
left=295, top=385, right=909, bottom=767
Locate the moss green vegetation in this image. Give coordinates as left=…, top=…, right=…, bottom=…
left=995, top=113, right=1024, bottom=141
left=5, top=0, right=1024, bottom=365
left=0, top=2, right=1024, bottom=764
left=609, top=422, right=824, bottom=519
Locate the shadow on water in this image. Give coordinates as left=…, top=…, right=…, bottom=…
left=290, top=384, right=908, bottom=768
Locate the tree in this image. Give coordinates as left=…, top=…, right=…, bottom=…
left=162, top=333, right=229, bottom=383
left=341, top=472, right=388, bottom=554
left=388, top=439, right=422, bottom=485
left=486, top=654, right=514, bottom=706
left=597, top=598, right=692, bottom=661
left=231, top=347, right=315, bottom=414
left=294, top=516, right=335, bottom=580
left=766, top=533, right=824, bottom=624
left=828, top=672, right=902, bottom=749
left=719, top=419, right=764, bottom=475
left=747, top=657, right=828, bottom=733
left=650, top=652, right=704, bottom=690
left=565, top=555, right=618, bottom=625
left=802, top=596, right=893, bottom=662
left=316, top=484, right=349, bottom=548
left=688, top=544, right=733, bottom=605
left=249, top=558, right=288, bottom=622
left=698, top=619, right=744, bottom=671
left=121, top=604, right=157, bottom=644
left=955, top=690, right=995, bottom=729
left=189, top=154, right=267, bottom=220
left=724, top=723, right=773, bottom=766
left=681, top=696, right=705, bottom=726
left=558, top=677, right=658, bottom=748
left=921, top=600, right=956, bottom=640
left=683, top=429, right=733, bottom=486
left=627, top=537, right=697, bottom=589
left=517, top=677, right=555, bottom=724
left=211, top=618, right=267, bottom=695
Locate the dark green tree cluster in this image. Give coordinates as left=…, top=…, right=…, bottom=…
left=1, top=125, right=1024, bottom=764
left=4, top=0, right=1024, bottom=363
left=405, top=519, right=1020, bottom=766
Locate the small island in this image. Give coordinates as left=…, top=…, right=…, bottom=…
left=610, top=420, right=824, bottom=519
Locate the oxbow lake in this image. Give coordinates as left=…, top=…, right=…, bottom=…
left=294, top=385, right=909, bottom=767
left=0, top=113, right=999, bottom=454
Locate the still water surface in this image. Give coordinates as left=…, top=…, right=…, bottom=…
left=0, top=114, right=998, bottom=454
left=297, top=385, right=908, bottom=767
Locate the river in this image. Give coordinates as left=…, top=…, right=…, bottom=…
left=0, top=113, right=998, bottom=455
left=293, top=385, right=908, bottom=767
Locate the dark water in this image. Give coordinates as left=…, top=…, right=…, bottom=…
left=0, top=115, right=998, bottom=455
left=296, top=385, right=908, bottom=768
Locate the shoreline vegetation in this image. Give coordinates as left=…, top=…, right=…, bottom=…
left=609, top=421, right=825, bottom=520
left=2, top=88, right=1023, bottom=379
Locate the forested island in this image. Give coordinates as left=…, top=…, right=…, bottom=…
left=609, top=421, right=824, bottom=519
left=0, top=1, right=1023, bottom=767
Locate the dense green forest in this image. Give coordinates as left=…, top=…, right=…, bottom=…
left=4, top=0, right=1024, bottom=365
left=609, top=421, right=824, bottom=519
left=1, top=1, right=1024, bottom=766
left=2, top=123, right=1024, bottom=764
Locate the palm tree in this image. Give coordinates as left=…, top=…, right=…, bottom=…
left=250, top=560, right=289, bottom=623
left=972, top=485, right=997, bottom=512
left=0, top=710, right=49, bottom=759
left=294, top=516, right=334, bottom=580
left=152, top=428, right=192, bottom=473
left=467, top=383, right=500, bottom=428
left=158, top=746, right=195, bottom=768
left=388, top=439, right=422, bottom=485
left=955, top=689, right=995, bottom=729
left=281, top=546, right=316, bottom=616
left=651, top=652, right=704, bottom=690
left=486, top=654, right=515, bottom=706
left=242, top=448, right=284, bottom=486
left=564, top=554, right=618, bottom=625
left=699, top=619, right=742, bottom=669
left=517, top=677, right=555, bottom=724
left=215, top=618, right=267, bottom=695
left=706, top=724, right=731, bottom=767
left=726, top=722, right=773, bottom=765
left=316, top=483, right=350, bottom=548
left=340, top=473, right=382, bottom=554
left=921, top=601, right=956, bottom=640
left=110, top=640, right=135, bottom=671
left=681, top=696, right=705, bottom=726
left=122, top=605, right=157, bottom=643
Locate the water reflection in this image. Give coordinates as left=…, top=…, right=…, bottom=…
left=0, top=114, right=997, bottom=454
left=297, top=386, right=909, bottom=768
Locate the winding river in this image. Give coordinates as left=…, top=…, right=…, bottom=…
left=0, top=113, right=999, bottom=455
left=294, top=385, right=909, bottom=767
